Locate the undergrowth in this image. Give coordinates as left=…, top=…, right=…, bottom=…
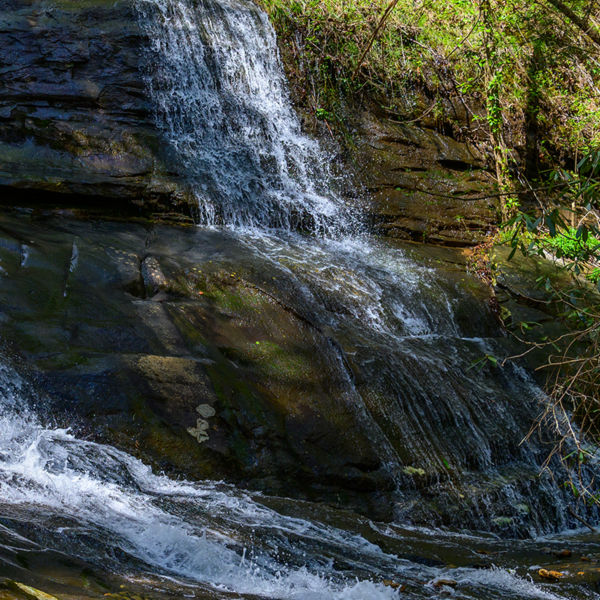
left=260, top=0, right=600, bottom=169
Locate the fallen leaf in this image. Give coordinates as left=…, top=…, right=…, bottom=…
left=433, top=578, right=457, bottom=588
left=383, top=580, right=401, bottom=589
left=539, top=569, right=564, bottom=580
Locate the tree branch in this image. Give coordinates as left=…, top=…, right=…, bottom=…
left=544, top=0, right=600, bottom=46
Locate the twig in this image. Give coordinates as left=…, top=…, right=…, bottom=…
left=568, top=506, right=597, bottom=533
left=407, top=180, right=574, bottom=203
left=352, top=0, right=400, bottom=81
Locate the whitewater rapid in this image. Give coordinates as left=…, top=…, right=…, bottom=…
left=0, top=359, right=587, bottom=599
left=0, top=361, right=402, bottom=598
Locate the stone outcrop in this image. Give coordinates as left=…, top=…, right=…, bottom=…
left=0, top=210, right=393, bottom=517
left=351, top=112, right=497, bottom=246
left=0, top=1, right=498, bottom=243
left=0, top=209, right=582, bottom=534
left=0, top=0, right=192, bottom=215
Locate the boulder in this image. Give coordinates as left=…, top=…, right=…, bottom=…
left=0, top=210, right=392, bottom=516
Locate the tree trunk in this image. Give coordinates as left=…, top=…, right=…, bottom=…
left=525, top=40, right=543, bottom=182
left=481, top=0, right=513, bottom=217
left=544, top=0, right=600, bottom=46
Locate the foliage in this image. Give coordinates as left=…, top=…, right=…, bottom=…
left=501, top=226, right=600, bottom=264
left=543, top=228, right=600, bottom=261
left=504, top=150, right=600, bottom=269
left=502, top=148, right=600, bottom=505
left=259, top=0, right=600, bottom=170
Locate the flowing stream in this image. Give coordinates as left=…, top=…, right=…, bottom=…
left=1, top=357, right=600, bottom=599
left=1, top=0, right=600, bottom=598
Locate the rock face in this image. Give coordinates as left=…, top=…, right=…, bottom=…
left=0, top=0, right=191, bottom=214
left=0, top=209, right=586, bottom=534
left=0, top=1, right=498, bottom=243
left=0, top=210, right=392, bottom=516
left=352, top=112, right=497, bottom=246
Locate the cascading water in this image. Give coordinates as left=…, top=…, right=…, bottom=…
left=0, top=361, right=398, bottom=598
left=136, top=0, right=356, bottom=233
left=1, top=0, right=600, bottom=598
left=0, top=357, right=596, bottom=599
left=134, top=0, right=598, bottom=534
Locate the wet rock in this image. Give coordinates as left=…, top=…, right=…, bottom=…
left=0, top=0, right=499, bottom=238
left=0, top=212, right=394, bottom=517
left=0, top=210, right=588, bottom=532
left=350, top=112, right=496, bottom=246
left=0, top=0, right=500, bottom=239
left=432, top=578, right=458, bottom=588
left=141, top=256, right=168, bottom=296
left=0, top=1, right=191, bottom=214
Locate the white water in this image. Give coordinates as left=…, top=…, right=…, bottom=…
left=0, top=363, right=399, bottom=598
left=0, top=361, right=586, bottom=599
left=132, top=0, right=590, bottom=537
left=136, top=0, right=355, bottom=233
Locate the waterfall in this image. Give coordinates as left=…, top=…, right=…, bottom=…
left=136, top=0, right=355, bottom=233
left=131, top=0, right=600, bottom=537
left=0, top=360, right=400, bottom=599
left=0, top=1, right=599, bottom=597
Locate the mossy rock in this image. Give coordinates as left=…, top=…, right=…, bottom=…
left=0, top=211, right=393, bottom=516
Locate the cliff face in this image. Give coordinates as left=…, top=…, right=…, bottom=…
left=0, top=0, right=191, bottom=214
left=352, top=111, right=496, bottom=247
left=0, top=1, right=495, bottom=242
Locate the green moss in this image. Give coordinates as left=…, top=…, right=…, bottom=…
left=492, top=516, right=514, bottom=527
left=164, top=304, right=209, bottom=348
left=245, top=339, right=315, bottom=379
left=205, top=285, right=263, bottom=313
